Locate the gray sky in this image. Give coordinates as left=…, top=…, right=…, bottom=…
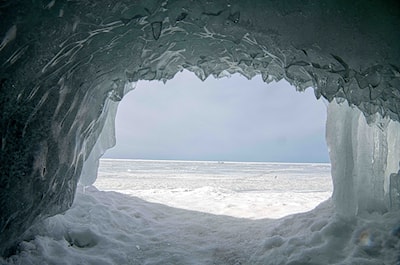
left=104, top=70, right=329, bottom=163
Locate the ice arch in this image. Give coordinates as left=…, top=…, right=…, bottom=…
left=0, top=0, right=399, bottom=256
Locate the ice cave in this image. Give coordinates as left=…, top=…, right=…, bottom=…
left=1, top=0, right=400, bottom=263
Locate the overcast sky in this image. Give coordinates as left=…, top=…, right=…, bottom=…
left=104, top=70, right=330, bottom=163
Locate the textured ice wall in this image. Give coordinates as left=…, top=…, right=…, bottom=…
left=0, top=0, right=399, bottom=256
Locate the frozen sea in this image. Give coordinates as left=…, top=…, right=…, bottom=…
left=95, top=159, right=333, bottom=219
left=3, top=159, right=399, bottom=265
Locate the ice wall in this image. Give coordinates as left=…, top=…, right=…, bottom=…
left=327, top=100, right=400, bottom=216
left=0, top=0, right=399, bottom=256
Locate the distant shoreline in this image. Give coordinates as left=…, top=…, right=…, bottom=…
left=100, top=158, right=331, bottom=166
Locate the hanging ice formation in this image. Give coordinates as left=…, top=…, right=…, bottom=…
left=0, top=0, right=399, bottom=257
left=327, top=101, right=400, bottom=216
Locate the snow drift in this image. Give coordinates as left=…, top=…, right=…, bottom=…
left=0, top=0, right=399, bottom=257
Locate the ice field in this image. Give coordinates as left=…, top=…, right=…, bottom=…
left=2, top=159, right=399, bottom=264
left=95, top=159, right=332, bottom=219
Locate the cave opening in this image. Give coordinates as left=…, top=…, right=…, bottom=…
left=93, top=70, right=332, bottom=219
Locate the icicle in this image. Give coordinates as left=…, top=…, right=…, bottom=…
left=326, top=100, right=400, bottom=216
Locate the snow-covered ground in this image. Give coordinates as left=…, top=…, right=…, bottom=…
left=2, top=159, right=399, bottom=265
left=95, top=159, right=333, bottom=219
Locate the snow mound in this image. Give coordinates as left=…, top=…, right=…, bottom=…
left=1, top=187, right=399, bottom=265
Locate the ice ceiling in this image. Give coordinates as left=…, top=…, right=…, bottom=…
left=0, top=0, right=399, bottom=257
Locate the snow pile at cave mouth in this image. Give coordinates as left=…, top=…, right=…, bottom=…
left=2, top=186, right=399, bottom=265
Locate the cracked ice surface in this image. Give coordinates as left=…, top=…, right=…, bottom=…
left=0, top=0, right=399, bottom=256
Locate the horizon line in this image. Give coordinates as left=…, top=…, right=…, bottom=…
left=100, top=157, right=331, bottom=165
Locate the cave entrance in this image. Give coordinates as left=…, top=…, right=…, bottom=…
left=95, top=70, right=332, bottom=219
